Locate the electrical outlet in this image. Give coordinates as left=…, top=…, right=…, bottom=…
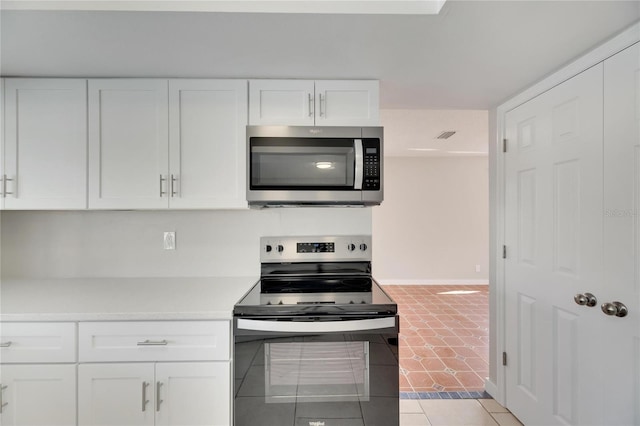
left=164, top=232, right=176, bottom=250
left=475, top=264, right=481, bottom=273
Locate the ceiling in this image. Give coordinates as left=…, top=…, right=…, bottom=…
left=0, top=1, right=638, bottom=156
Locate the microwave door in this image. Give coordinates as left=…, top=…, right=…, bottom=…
left=250, top=141, right=356, bottom=190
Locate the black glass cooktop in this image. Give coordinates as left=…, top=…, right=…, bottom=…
left=234, top=278, right=396, bottom=317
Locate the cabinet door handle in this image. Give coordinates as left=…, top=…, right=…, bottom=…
left=319, top=93, right=325, bottom=117
left=170, top=175, right=178, bottom=197
left=0, top=384, right=7, bottom=413
left=156, top=382, right=163, bottom=412
left=308, top=93, right=314, bottom=117
left=137, top=339, right=168, bottom=346
left=141, top=381, right=149, bottom=412
left=0, top=175, right=3, bottom=197
left=3, top=175, right=14, bottom=196
left=160, top=175, right=167, bottom=197
left=0, top=341, right=12, bottom=348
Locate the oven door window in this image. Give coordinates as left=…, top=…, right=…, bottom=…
left=265, top=341, right=368, bottom=403
left=250, top=138, right=355, bottom=189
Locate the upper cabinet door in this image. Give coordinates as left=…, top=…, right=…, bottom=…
left=315, top=80, right=379, bottom=126
left=249, top=80, right=315, bottom=126
left=4, top=79, right=87, bottom=209
left=1, top=78, right=4, bottom=209
left=168, top=80, right=248, bottom=209
left=88, top=79, right=169, bottom=209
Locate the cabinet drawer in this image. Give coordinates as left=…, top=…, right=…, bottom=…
left=0, top=322, right=77, bottom=363
left=79, top=321, right=229, bottom=362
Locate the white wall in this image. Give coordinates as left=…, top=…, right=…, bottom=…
left=372, top=156, right=489, bottom=284
left=1, top=209, right=371, bottom=279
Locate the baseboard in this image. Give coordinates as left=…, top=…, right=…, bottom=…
left=377, top=279, right=489, bottom=285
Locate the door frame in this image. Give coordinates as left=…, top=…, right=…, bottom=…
left=489, top=21, right=640, bottom=407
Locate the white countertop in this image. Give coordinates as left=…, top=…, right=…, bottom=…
left=0, top=277, right=258, bottom=322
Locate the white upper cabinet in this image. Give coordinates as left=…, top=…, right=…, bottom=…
left=88, top=79, right=169, bottom=209
left=249, top=79, right=314, bottom=126
left=1, top=78, right=4, bottom=209
left=249, top=80, right=379, bottom=126
left=168, top=80, right=248, bottom=209
left=4, top=79, right=87, bottom=209
left=314, top=80, right=379, bottom=126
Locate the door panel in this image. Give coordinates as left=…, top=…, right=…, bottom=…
left=4, top=79, right=87, bottom=209
left=603, top=41, right=640, bottom=426
left=88, top=79, right=168, bottom=209
left=168, top=80, right=247, bottom=209
left=78, top=363, right=155, bottom=426
left=155, top=362, right=230, bottom=426
left=1, top=364, right=76, bottom=426
left=505, top=64, right=604, bottom=425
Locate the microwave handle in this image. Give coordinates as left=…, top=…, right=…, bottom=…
left=354, top=139, right=363, bottom=190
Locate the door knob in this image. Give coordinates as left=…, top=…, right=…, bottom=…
left=601, top=301, right=628, bottom=317
left=574, top=292, right=598, bottom=307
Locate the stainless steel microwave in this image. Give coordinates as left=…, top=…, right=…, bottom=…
left=247, top=126, right=383, bottom=207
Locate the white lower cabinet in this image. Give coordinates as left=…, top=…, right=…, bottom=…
left=79, top=362, right=230, bottom=426
left=0, top=364, right=76, bottom=426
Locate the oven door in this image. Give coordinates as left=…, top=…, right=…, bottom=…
left=234, top=316, right=399, bottom=426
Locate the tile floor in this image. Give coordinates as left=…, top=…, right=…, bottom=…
left=400, top=398, right=523, bottom=426
left=383, top=285, right=489, bottom=394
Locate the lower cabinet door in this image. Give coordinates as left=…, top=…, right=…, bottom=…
left=0, top=364, right=76, bottom=426
left=155, top=362, right=230, bottom=426
left=79, top=363, right=155, bottom=426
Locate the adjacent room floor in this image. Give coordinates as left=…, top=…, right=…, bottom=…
left=383, top=285, right=489, bottom=396
left=400, top=398, right=523, bottom=426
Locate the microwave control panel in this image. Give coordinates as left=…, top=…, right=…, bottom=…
left=363, top=139, right=381, bottom=190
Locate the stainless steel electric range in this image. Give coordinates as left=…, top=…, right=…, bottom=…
left=233, top=235, right=399, bottom=426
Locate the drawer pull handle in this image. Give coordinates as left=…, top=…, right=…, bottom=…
left=137, top=339, right=168, bottom=346
left=0, top=385, right=7, bottom=414
left=0, top=342, right=12, bottom=348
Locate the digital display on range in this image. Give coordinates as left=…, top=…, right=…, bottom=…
left=297, top=242, right=335, bottom=253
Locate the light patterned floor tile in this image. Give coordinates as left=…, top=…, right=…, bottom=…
left=418, top=399, right=498, bottom=426
left=400, top=413, right=432, bottom=426
left=400, top=400, right=424, bottom=414
left=491, top=412, right=524, bottom=426
left=479, top=398, right=509, bottom=413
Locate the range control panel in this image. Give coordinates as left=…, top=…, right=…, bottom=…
left=261, top=235, right=372, bottom=263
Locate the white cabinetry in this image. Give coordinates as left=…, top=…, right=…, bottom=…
left=249, top=79, right=379, bottom=126
left=168, top=80, right=247, bottom=209
left=0, top=323, right=77, bottom=426
left=78, top=321, right=231, bottom=426
left=88, top=79, right=169, bottom=209
left=3, top=79, right=87, bottom=209
left=89, top=79, right=247, bottom=210
left=0, top=365, right=76, bottom=426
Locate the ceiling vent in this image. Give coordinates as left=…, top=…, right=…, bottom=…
left=436, top=131, right=456, bottom=140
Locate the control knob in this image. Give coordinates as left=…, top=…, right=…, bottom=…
left=277, top=245, right=284, bottom=253
left=360, top=243, right=368, bottom=251
left=265, top=245, right=272, bottom=253
left=347, top=243, right=356, bottom=252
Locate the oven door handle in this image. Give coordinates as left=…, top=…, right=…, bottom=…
left=236, top=316, right=396, bottom=333
left=354, top=138, right=363, bottom=190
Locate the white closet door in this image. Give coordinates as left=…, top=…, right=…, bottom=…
left=168, top=80, right=248, bottom=209
left=602, top=41, right=640, bottom=426
left=504, top=64, right=604, bottom=425
left=4, top=79, right=87, bottom=209
left=88, top=79, right=169, bottom=209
